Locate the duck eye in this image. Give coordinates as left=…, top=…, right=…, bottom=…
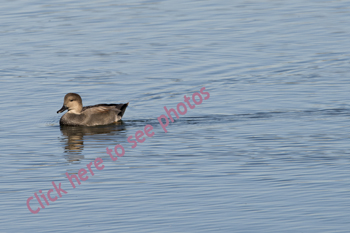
left=70, top=99, right=74, bottom=102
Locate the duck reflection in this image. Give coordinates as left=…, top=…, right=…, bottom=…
left=59, top=122, right=126, bottom=162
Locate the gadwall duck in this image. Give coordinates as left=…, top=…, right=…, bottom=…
left=57, top=93, right=129, bottom=126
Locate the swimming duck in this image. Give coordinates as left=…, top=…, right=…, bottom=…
left=57, top=93, right=128, bottom=126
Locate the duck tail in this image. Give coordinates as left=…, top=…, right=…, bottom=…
left=118, top=102, right=129, bottom=117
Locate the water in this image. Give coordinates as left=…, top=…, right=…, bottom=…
left=1, top=0, right=350, bottom=232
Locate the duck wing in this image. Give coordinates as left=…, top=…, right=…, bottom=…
left=82, top=103, right=129, bottom=117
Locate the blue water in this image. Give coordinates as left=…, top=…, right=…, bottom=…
left=1, top=0, right=350, bottom=232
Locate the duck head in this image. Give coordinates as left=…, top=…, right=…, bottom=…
left=57, top=93, right=83, bottom=114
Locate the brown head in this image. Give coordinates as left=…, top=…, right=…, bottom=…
left=57, top=93, right=83, bottom=114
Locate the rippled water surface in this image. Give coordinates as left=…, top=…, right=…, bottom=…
left=1, top=0, right=350, bottom=232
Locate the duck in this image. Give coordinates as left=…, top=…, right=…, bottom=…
left=57, top=93, right=129, bottom=126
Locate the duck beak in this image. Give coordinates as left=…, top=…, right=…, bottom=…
left=57, top=105, right=68, bottom=113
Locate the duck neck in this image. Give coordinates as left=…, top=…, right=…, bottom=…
left=69, top=107, right=82, bottom=114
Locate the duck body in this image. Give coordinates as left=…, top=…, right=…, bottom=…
left=57, top=93, right=128, bottom=126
